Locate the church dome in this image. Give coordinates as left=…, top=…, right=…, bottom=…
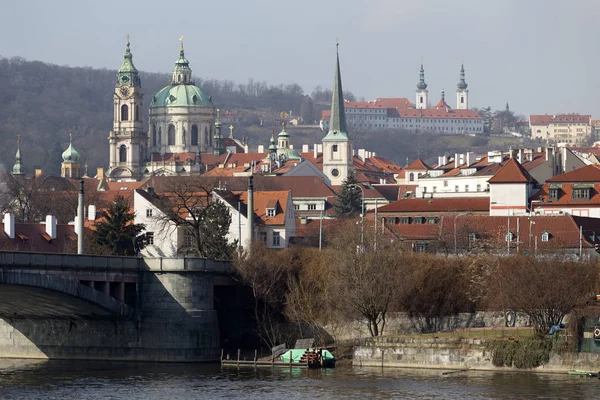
left=62, top=139, right=80, bottom=163
left=150, top=84, right=213, bottom=108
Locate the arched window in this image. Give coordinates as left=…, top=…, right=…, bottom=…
left=409, top=172, right=414, bottom=182
left=191, top=125, right=199, bottom=145
left=204, top=127, right=209, bottom=146
left=461, top=97, right=464, bottom=104
left=417, top=173, right=422, bottom=178
left=152, top=124, right=157, bottom=146
left=420, top=96, right=423, bottom=104
left=208, top=126, right=212, bottom=147
left=178, top=74, right=181, bottom=82
left=135, top=105, right=140, bottom=121
left=119, top=145, right=127, bottom=163
left=158, top=127, right=162, bottom=145
left=168, top=124, right=176, bottom=145
left=121, top=104, right=129, bottom=121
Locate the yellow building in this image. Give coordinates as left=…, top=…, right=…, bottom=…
left=530, top=114, right=591, bottom=144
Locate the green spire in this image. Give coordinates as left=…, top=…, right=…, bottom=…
left=457, top=63, right=468, bottom=90
left=171, top=36, right=193, bottom=84
left=323, top=43, right=349, bottom=142
left=62, top=131, right=81, bottom=163
left=417, top=61, right=427, bottom=90
left=12, top=134, right=24, bottom=176
left=117, top=35, right=140, bottom=87
left=268, top=130, right=278, bottom=153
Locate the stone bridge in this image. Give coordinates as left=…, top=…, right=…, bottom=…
left=0, top=251, right=234, bottom=362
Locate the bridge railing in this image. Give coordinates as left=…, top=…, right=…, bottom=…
left=0, top=251, right=233, bottom=273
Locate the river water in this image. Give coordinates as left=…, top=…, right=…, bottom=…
left=0, top=359, right=598, bottom=399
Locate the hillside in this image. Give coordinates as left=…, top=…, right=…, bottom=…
left=0, top=56, right=536, bottom=175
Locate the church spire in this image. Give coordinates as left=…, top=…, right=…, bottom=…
left=117, top=35, right=140, bottom=87
left=323, top=42, right=349, bottom=140
left=12, top=134, right=24, bottom=176
left=213, top=109, right=224, bottom=156
left=417, top=60, right=427, bottom=90
left=457, top=63, right=468, bottom=90
left=171, top=35, right=193, bottom=85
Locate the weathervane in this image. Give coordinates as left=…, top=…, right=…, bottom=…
left=179, top=35, right=184, bottom=51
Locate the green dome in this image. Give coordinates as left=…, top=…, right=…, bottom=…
left=62, top=141, right=80, bottom=163
left=150, top=84, right=213, bottom=108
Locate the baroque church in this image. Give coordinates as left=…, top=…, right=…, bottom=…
left=107, top=37, right=224, bottom=181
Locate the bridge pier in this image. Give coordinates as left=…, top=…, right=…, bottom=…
left=0, top=253, right=232, bottom=362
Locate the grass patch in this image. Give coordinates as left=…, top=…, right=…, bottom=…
left=485, top=334, right=568, bottom=369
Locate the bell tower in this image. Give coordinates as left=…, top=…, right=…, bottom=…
left=415, top=61, right=428, bottom=109
left=456, top=63, right=469, bottom=110
left=322, top=43, right=354, bottom=186
left=108, top=35, right=146, bottom=181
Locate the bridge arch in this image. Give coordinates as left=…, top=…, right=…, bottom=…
left=0, top=271, right=135, bottom=319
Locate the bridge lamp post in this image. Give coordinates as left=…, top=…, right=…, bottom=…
left=454, top=212, right=473, bottom=255
left=348, top=184, right=366, bottom=252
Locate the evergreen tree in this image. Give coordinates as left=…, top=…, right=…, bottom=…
left=93, top=195, right=145, bottom=256
left=184, top=199, right=236, bottom=260
left=334, top=173, right=363, bottom=218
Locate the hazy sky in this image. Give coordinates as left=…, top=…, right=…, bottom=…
left=2, top=0, right=599, bottom=117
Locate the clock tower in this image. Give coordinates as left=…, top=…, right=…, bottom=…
left=108, top=36, right=146, bottom=181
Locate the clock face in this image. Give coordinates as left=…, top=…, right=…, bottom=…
left=121, top=76, right=129, bottom=83
left=331, top=168, right=340, bottom=177
left=120, top=87, right=130, bottom=97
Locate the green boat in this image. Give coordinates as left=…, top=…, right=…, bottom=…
left=279, top=348, right=336, bottom=368
left=567, top=370, right=599, bottom=377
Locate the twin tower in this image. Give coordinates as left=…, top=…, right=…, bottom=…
left=415, top=63, right=469, bottom=110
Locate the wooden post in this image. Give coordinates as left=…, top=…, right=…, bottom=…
left=220, top=349, right=224, bottom=362
left=254, top=349, right=257, bottom=365
left=237, top=349, right=241, bottom=367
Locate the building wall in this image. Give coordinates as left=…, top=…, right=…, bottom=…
left=490, top=183, right=529, bottom=216
left=416, top=175, right=491, bottom=198
left=149, top=106, right=215, bottom=154
left=134, top=191, right=179, bottom=257
left=531, top=122, right=592, bottom=144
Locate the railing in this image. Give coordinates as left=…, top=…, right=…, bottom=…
left=0, top=251, right=233, bottom=274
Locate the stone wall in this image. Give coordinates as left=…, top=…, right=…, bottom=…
left=354, top=337, right=600, bottom=373
left=329, top=311, right=530, bottom=342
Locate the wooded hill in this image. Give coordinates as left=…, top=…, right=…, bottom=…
left=0, top=56, right=534, bottom=175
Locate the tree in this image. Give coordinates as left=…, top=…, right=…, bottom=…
left=300, top=95, right=314, bottom=124
left=334, top=173, right=362, bottom=217
left=92, top=195, right=145, bottom=256
left=0, top=173, right=51, bottom=222
left=153, top=177, right=235, bottom=259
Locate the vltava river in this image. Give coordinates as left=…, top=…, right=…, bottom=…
left=0, top=359, right=598, bottom=399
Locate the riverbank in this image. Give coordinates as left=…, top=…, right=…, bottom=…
left=353, top=336, right=600, bottom=373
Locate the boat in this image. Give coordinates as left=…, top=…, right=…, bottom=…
left=567, top=370, right=600, bottom=377
left=279, top=348, right=336, bottom=368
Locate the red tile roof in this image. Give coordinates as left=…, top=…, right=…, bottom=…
left=405, top=158, right=431, bottom=171
left=532, top=183, right=600, bottom=206
left=150, top=152, right=197, bottom=163
left=546, top=164, right=600, bottom=183
left=530, top=114, right=591, bottom=125
left=487, top=158, right=537, bottom=184
left=377, top=197, right=490, bottom=213
left=0, top=223, right=77, bottom=253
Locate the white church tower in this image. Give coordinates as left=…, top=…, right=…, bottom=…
left=456, top=63, right=469, bottom=110
left=322, top=44, right=353, bottom=186
left=416, top=62, right=428, bottom=109
left=108, top=36, right=146, bottom=181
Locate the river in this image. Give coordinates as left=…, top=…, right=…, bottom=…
left=0, top=359, right=598, bottom=399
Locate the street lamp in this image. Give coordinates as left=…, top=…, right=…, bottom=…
left=454, top=212, right=473, bottom=255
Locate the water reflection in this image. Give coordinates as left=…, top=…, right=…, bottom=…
left=0, top=359, right=598, bottom=400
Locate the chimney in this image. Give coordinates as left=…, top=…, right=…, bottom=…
left=147, top=187, right=155, bottom=196
left=517, top=148, right=525, bottom=164
left=96, top=167, right=105, bottom=179
left=88, top=205, right=96, bottom=221
left=317, top=144, right=323, bottom=154
left=289, top=145, right=294, bottom=149
left=3, top=212, right=14, bottom=239
left=247, top=176, right=254, bottom=248
left=258, top=145, right=264, bottom=153
left=302, top=144, right=309, bottom=153
left=35, top=168, right=43, bottom=177
left=358, top=149, right=366, bottom=161
left=314, top=144, right=318, bottom=158
left=466, top=152, right=475, bottom=166
left=454, top=153, right=460, bottom=169
left=244, top=144, right=249, bottom=153
left=509, top=148, right=517, bottom=159
left=45, top=215, right=57, bottom=240
left=77, top=179, right=84, bottom=254
left=546, top=147, right=554, bottom=161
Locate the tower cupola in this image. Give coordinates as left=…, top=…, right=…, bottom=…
left=417, top=63, right=427, bottom=90
left=171, top=36, right=193, bottom=85
left=456, top=63, right=469, bottom=110
left=117, top=35, right=140, bottom=88
left=415, top=60, right=429, bottom=109
left=12, top=134, right=24, bottom=176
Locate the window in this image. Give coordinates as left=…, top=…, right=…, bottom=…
left=414, top=243, right=427, bottom=253
left=294, top=204, right=300, bottom=211
left=400, top=217, right=411, bottom=224
left=505, top=232, right=514, bottom=242
left=151, top=124, right=157, bottom=146
left=168, top=124, right=176, bottom=145
left=427, top=216, right=438, bottom=224
left=386, top=217, right=397, bottom=224
left=465, top=185, right=469, bottom=192
left=409, top=173, right=415, bottom=182
left=308, top=204, right=317, bottom=211
left=413, top=216, right=425, bottom=225
left=468, top=233, right=477, bottom=242
left=548, top=188, right=559, bottom=201
left=476, top=184, right=481, bottom=192
left=119, top=145, right=127, bottom=163
left=443, top=180, right=448, bottom=187
left=135, top=105, right=139, bottom=122
left=146, top=232, right=154, bottom=245
left=121, top=104, right=129, bottom=121
left=272, top=232, right=281, bottom=247
left=541, top=231, right=550, bottom=242
left=455, top=185, right=459, bottom=192
left=432, top=186, right=437, bottom=192
left=267, top=208, right=276, bottom=217
left=146, top=209, right=153, bottom=217
left=572, top=188, right=591, bottom=201
left=259, top=232, right=267, bottom=243
left=191, top=125, right=199, bottom=145
left=184, top=230, right=194, bottom=247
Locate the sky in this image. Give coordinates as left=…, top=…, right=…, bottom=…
left=2, top=0, right=600, bottom=117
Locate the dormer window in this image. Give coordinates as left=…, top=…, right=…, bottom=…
left=427, top=216, right=438, bottom=224
left=572, top=184, right=592, bottom=201
left=413, top=216, right=425, bottom=225
left=400, top=217, right=411, bottom=225
left=541, top=231, right=550, bottom=242
left=505, top=232, right=515, bottom=242
left=266, top=208, right=276, bottom=217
